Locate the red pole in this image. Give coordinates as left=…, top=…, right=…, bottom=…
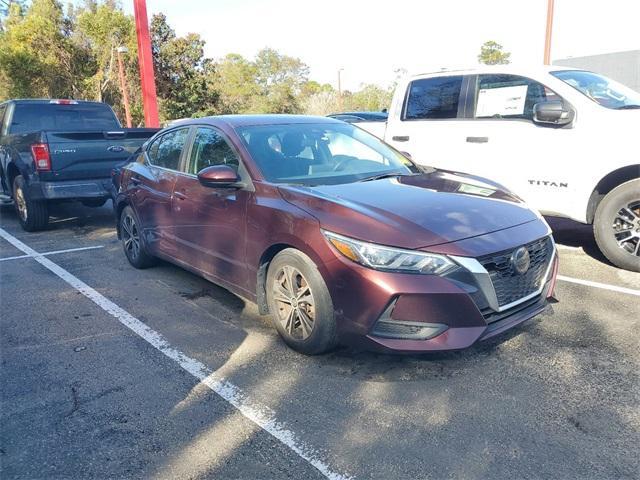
left=116, top=48, right=133, bottom=128
left=543, top=0, right=554, bottom=65
left=133, top=0, right=160, bottom=127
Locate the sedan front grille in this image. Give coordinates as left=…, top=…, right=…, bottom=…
left=478, top=236, right=553, bottom=308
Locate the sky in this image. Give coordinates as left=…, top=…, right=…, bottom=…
left=123, top=0, right=640, bottom=91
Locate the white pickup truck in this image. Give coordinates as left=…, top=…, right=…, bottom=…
left=356, top=65, right=640, bottom=271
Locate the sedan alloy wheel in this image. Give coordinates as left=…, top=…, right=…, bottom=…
left=272, top=265, right=316, bottom=340
left=121, top=211, right=141, bottom=261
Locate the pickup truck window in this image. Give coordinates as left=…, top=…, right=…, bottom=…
left=474, top=74, right=558, bottom=121
left=551, top=70, right=640, bottom=110
left=0, top=104, right=12, bottom=136
left=9, top=103, right=120, bottom=134
left=147, top=128, right=189, bottom=171
left=188, top=127, right=239, bottom=175
left=0, top=105, right=6, bottom=136
left=404, top=76, right=463, bottom=120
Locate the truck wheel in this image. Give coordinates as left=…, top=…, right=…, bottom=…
left=12, top=175, right=49, bottom=232
left=594, top=179, right=640, bottom=272
left=266, top=249, right=337, bottom=355
left=119, top=205, right=156, bottom=269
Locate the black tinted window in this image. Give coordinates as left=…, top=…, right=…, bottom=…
left=188, top=128, right=239, bottom=174
left=474, top=74, right=556, bottom=120
left=148, top=128, right=189, bottom=170
left=9, top=104, right=120, bottom=133
left=404, top=76, right=463, bottom=120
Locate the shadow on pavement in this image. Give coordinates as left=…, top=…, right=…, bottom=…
left=1, top=199, right=116, bottom=232
left=545, top=215, right=612, bottom=266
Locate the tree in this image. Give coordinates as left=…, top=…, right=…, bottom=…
left=478, top=40, right=511, bottom=65
left=150, top=13, right=217, bottom=121
left=75, top=1, right=137, bottom=111
left=0, top=3, right=399, bottom=122
left=303, top=90, right=339, bottom=116
left=211, top=53, right=258, bottom=114
left=251, top=47, right=310, bottom=113
left=0, top=0, right=92, bottom=99
left=210, top=48, right=311, bottom=114
left=0, top=0, right=26, bottom=19
left=347, top=84, right=392, bottom=112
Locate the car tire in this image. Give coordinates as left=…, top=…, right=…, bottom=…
left=12, top=175, right=49, bottom=232
left=266, top=248, right=338, bottom=355
left=81, top=198, right=108, bottom=208
left=119, top=205, right=156, bottom=269
left=593, top=178, right=640, bottom=272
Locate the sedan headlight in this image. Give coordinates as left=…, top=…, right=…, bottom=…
left=323, top=230, right=457, bottom=275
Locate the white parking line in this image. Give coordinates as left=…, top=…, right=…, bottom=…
left=558, top=275, right=640, bottom=297
left=0, top=227, right=350, bottom=480
left=0, top=245, right=104, bottom=262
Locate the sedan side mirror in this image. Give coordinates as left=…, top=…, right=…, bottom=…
left=197, top=165, right=241, bottom=188
left=533, top=100, right=574, bottom=126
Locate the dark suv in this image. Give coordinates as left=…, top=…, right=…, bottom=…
left=113, top=115, right=558, bottom=355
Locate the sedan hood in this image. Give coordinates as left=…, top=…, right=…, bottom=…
left=278, top=170, right=540, bottom=249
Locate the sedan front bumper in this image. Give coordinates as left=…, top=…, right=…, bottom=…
left=325, top=244, right=558, bottom=353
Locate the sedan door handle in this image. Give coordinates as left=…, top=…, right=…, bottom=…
left=130, top=177, right=141, bottom=185
left=173, top=191, right=187, bottom=200
left=466, top=136, right=489, bottom=143
left=392, top=135, right=410, bottom=142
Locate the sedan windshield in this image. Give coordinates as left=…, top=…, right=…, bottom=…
left=551, top=70, right=640, bottom=109
left=237, top=122, right=417, bottom=185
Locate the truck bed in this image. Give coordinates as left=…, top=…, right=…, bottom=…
left=38, top=129, right=158, bottom=182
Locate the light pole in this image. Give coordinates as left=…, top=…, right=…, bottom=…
left=337, top=68, right=344, bottom=111
left=133, top=0, right=160, bottom=127
left=116, top=46, right=133, bottom=128
left=543, top=0, right=555, bottom=65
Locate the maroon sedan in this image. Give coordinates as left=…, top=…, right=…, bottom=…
left=114, top=115, right=558, bottom=355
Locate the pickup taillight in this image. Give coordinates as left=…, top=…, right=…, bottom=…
left=31, top=143, right=51, bottom=172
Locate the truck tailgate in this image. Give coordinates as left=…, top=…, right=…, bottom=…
left=42, top=129, right=158, bottom=181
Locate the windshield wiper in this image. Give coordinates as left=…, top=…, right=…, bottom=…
left=616, top=105, right=640, bottom=110
left=358, top=172, right=415, bottom=183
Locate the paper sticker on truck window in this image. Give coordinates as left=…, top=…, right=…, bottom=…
left=476, top=85, right=528, bottom=118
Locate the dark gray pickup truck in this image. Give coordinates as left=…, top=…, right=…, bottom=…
left=0, top=99, right=159, bottom=231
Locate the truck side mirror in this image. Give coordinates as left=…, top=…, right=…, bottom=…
left=533, top=101, right=574, bottom=126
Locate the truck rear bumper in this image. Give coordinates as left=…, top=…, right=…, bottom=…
left=29, top=178, right=112, bottom=200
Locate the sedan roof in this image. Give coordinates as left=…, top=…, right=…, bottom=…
left=187, top=114, right=342, bottom=128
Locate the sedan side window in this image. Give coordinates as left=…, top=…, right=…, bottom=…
left=147, top=128, right=189, bottom=170
left=188, top=127, right=239, bottom=175
left=474, top=74, right=559, bottom=121
left=404, top=76, right=463, bottom=120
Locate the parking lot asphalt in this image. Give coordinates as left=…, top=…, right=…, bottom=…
left=1, top=201, right=639, bottom=480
